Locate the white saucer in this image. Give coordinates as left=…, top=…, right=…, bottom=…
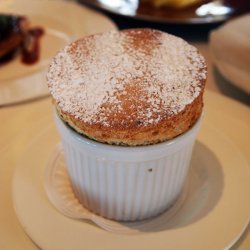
left=12, top=121, right=250, bottom=250
left=0, top=0, right=116, bottom=106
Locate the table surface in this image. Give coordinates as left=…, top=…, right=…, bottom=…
left=0, top=2, right=249, bottom=249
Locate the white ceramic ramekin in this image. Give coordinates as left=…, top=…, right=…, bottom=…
left=54, top=111, right=202, bottom=221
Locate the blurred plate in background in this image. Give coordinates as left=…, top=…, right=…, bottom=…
left=79, top=0, right=250, bottom=24
left=0, top=0, right=116, bottom=106
left=209, top=14, right=250, bottom=95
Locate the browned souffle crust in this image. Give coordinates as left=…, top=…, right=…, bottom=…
left=47, top=28, right=207, bottom=146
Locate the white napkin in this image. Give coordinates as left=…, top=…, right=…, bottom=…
left=209, top=14, right=250, bottom=94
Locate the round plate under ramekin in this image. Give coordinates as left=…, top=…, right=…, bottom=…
left=12, top=119, right=250, bottom=250
left=0, top=0, right=116, bottom=106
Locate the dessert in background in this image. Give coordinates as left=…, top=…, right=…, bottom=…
left=0, top=14, right=44, bottom=65
left=142, top=0, right=205, bottom=8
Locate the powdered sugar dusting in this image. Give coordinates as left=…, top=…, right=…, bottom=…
left=47, top=29, right=207, bottom=127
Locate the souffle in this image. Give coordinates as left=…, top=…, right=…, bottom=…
left=47, top=29, right=207, bottom=146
